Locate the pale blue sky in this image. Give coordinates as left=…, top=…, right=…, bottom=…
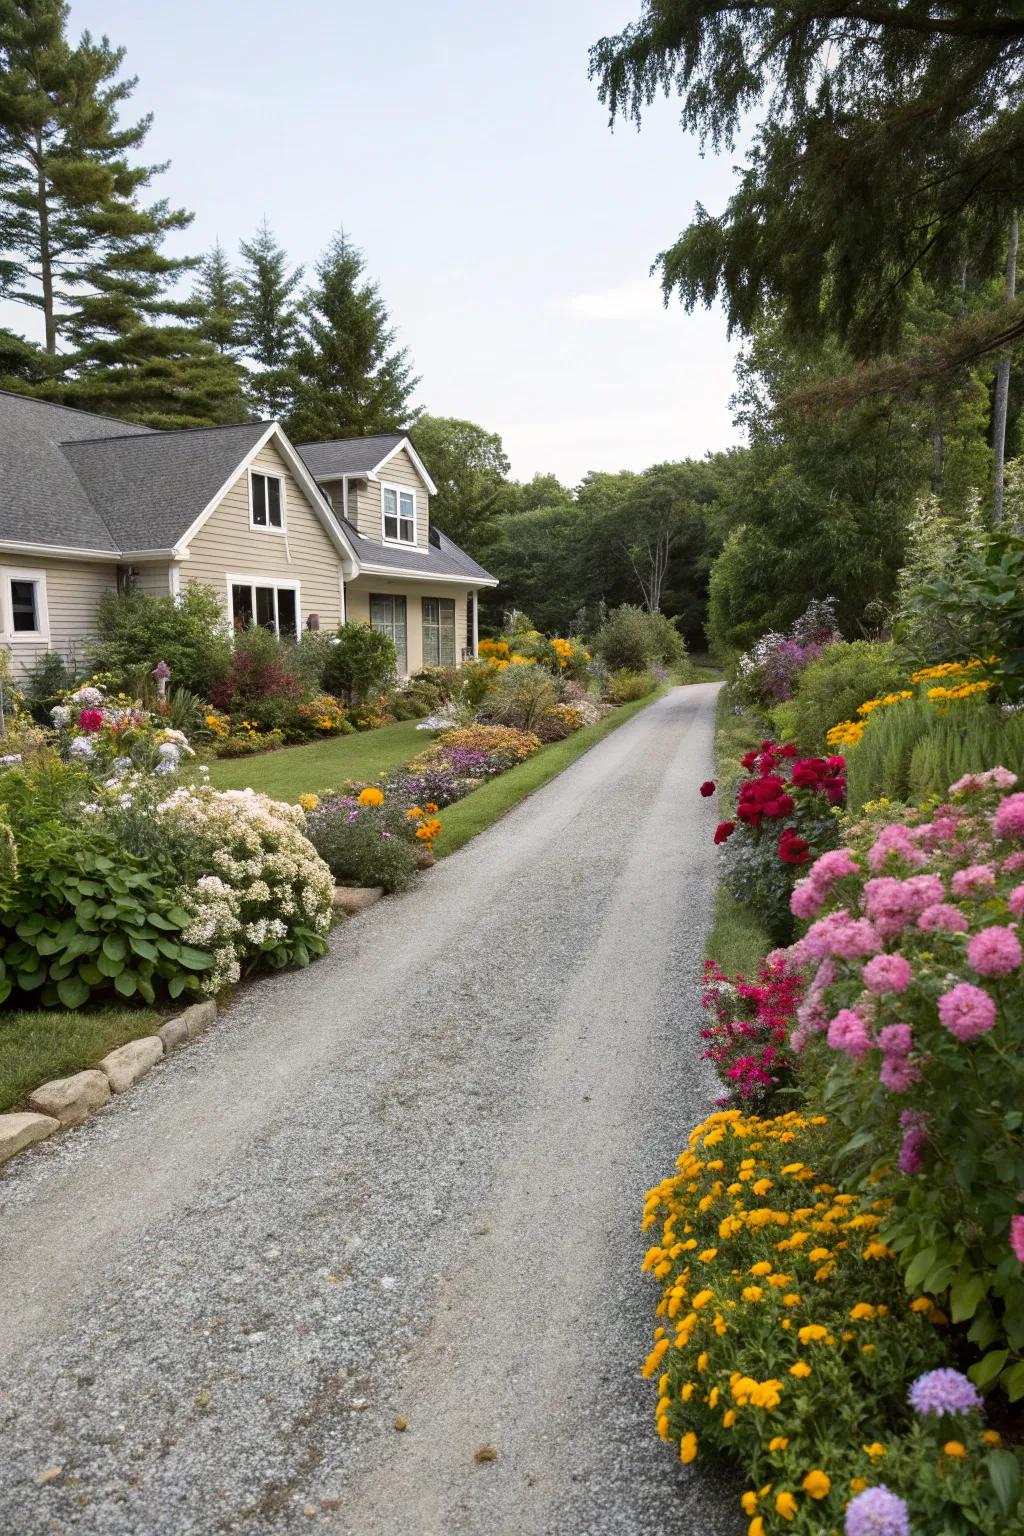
left=55, top=0, right=743, bottom=483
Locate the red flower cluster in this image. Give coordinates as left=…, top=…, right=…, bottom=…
left=711, top=740, right=847, bottom=863
left=737, top=774, right=795, bottom=828
left=789, top=754, right=846, bottom=804
left=77, top=709, right=104, bottom=732
left=699, top=780, right=716, bottom=797
left=778, top=827, right=810, bottom=864
left=700, top=957, right=803, bottom=1105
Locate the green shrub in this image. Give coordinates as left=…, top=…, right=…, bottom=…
left=0, top=763, right=215, bottom=1009
left=603, top=669, right=657, bottom=704
left=207, top=625, right=307, bottom=734
left=88, top=584, right=231, bottom=696
left=211, top=728, right=285, bottom=758
left=322, top=623, right=397, bottom=703
left=304, top=795, right=419, bottom=892
left=21, top=651, right=77, bottom=722
left=289, top=631, right=339, bottom=690
left=595, top=605, right=684, bottom=672
left=789, top=640, right=905, bottom=752
left=480, top=662, right=558, bottom=731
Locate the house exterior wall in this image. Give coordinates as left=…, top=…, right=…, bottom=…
left=132, top=563, right=172, bottom=598
left=345, top=575, right=472, bottom=676
left=340, top=447, right=432, bottom=551
left=0, top=552, right=119, bottom=671
left=182, top=440, right=344, bottom=633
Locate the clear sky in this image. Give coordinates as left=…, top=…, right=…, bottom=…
left=52, top=0, right=744, bottom=484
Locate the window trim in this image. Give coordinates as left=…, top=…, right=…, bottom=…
left=1, top=567, right=49, bottom=643
left=225, top=574, right=301, bottom=640
left=380, top=481, right=417, bottom=546
left=422, top=595, right=456, bottom=668
left=248, top=468, right=287, bottom=533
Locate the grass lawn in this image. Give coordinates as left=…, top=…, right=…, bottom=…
left=0, top=1007, right=162, bottom=1113
left=207, top=718, right=429, bottom=801
left=433, top=687, right=668, bottom=857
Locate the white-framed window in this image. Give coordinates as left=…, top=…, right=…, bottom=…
left=227, top=575, right=300, bottom=640
left=422, top=597, right=456, bottom=667
left=369, top=593, right=407, bottom=673
left=1, top=568, right=49, bottom=642
left=346, top=481, right=360, bottom=521
left=381, top=482, right=416, bottom=545
left=249, top=469, right=285, bottom=531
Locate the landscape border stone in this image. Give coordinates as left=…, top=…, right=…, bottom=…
left=332, top=885, right=385, bottom=914
left=0, top=1112, right=60, bottom=1167
left=28, top=1069, right=110, bottom=1128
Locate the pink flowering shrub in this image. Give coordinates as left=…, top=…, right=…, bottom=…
left=710, top=740, right=846, bottom=941
left=699, top=958, right=802, bottom=1106
left=784, top=770, right=1024, bottom=1397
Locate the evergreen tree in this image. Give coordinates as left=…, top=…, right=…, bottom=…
left=237, top=220, right=302, bottom=420
left=285, top=230, right=419, bottom=442
left=190, top=241, right=243, bottom=356
left=52, top=324, right=248, bottom=428
left=0, top=0, right=192, bottom=353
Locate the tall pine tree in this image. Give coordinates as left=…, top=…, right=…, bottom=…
left=285, top=230, right=418, bottom=442
left=237, top=220, right=302, bottom=420
left=0, top=0, right=246, bottom=426
left=190, top=241, right=243, bottom=355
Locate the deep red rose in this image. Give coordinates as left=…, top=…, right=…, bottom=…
left=778, top=828, right=810, bottom=864
left=77, top=709, right=104, bottom=732
left=700, top=780, right=716, bottom=797
left=714, top=820, right=736, bottom=844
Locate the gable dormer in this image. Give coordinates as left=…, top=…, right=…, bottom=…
left=296, top=432, right=437, bottom=552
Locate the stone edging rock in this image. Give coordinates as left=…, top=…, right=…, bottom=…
left=0, top=999, right=218, bottom=1173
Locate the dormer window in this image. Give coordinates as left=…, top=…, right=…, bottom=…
left=250, top=470, right=284, bottom=530
left=382, top=484, right=415, bottom=544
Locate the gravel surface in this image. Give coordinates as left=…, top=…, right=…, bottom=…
left=0, top=682, right=741, bottom=1536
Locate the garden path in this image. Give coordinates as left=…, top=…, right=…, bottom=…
left=0, top=683, right=738, bottom=1536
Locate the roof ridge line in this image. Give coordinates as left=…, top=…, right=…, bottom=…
left=61, top=420, right=274, bottom=447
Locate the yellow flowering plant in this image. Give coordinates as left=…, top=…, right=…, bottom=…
left=640, top=1111, right=1021, bottom=1532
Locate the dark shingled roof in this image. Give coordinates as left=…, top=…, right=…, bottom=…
left=295, top=432, right=405, bottom=479
left=63, top=421, right=271, bottom=552
left=0, top=390, right=151, bottom=552
left=336, top=518, right=496, bottom=585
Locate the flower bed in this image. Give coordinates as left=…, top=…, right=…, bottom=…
left=701, top=958, right=803, bottom=1107
left=303, top=785, right=442, bottom=893
left=641, top=1109, right=1021, bottom=1534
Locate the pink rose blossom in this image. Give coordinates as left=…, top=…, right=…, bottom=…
left=1008, top=886, right=1024, bottom=917
left=864, top=876, right=937, bottom=938
left=827, top=1008, right=873, bottom=1059
left=917, top=903, right=969, bottom=934
left=1004, top=852, right=1024, bottom=875
left=1012, top=1216, right=1024, bottom=1265
left=967, top=925, right=1022, bottom=976
left=951, top=864, right=997, bottom=897
left=937, top=982, right=997, bottom=1041
left=862, top=953, right=913, bottom=994
left=950, top=767, right=1018, bottom=795
left=790, top=879, right=824, bottom=920
left=916, top=816, right=961, bottom=849
left=881, top=1054, right=921, bottom=1093
left=879, top=1023, right=913, bottom=1055
left=994, top=793, right=1024, bottom=839
left=811, top=848, right=861, bottom=882
left=868, top=823, right=926, bottom=873
left=899, top=1123, right=929, bottom=1173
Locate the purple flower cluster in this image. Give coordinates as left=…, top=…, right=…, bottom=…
left=844, top=1486, right=911, bottom=1536
left=908, top=1367, right=983, bottom=1416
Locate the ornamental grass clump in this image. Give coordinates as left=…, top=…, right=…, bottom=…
left=641, top=1110, right=1021, bottom=1535
left=782, top=771, right=1024, bottom=1400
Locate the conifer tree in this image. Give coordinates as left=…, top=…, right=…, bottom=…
left=190, top=241, right=243, bottom=356
left=236, top=220, right=303, bottom=420
left=284, top=230, right=418, bottom=442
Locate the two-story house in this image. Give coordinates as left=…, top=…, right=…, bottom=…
left=0, top=391, right=497, bottom=676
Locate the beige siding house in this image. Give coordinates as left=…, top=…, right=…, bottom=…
left=0, top=392, right=496, bottom=679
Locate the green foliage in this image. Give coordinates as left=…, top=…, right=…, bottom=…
left=590, top=3, right=1024, bottom=374
left=322, top=623, right=398, bottom=703
left=88, top=584, right=231, bottom=696
left=596, top=604, right=683, bottom=671
left=305, top=797, right=418, bottom=893
left=603, top=669, right=657, bottom=705
left=898, top=527, right=1024, bottom=702
left=236, top=220, right=303, bottom=420
left=284, top=229, right=418, bottom=441
left=479, top=663, right=558, bottom=733
left=0, top=765, right=213, bottom=1009
left=189, top=242, right=244, bottom=355
left=19, top=649, right=76, bottom=722
left=207, top=624, right=306, bottom=734
left=847, top=698, right=1024, bottom=812
left=789, top=641, right=905, bottom=753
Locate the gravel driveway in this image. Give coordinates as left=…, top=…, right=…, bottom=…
left=0, top=682, right=740, bottom=1536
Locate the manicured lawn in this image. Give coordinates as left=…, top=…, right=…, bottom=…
left=0, top=1008, right=162, bottom=1113
left=433, top=688, right=667, bottom=857
left=206, top=719, right=429, bottom=801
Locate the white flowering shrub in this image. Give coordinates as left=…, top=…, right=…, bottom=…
left=51, top=681, right=196, bottom=779
left=151, top=786, right=334, bottom=989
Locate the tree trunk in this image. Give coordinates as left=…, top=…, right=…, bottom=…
left=34, top=129, right=56, bottom=355
left=992, top=213, right=1019, bottom=523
